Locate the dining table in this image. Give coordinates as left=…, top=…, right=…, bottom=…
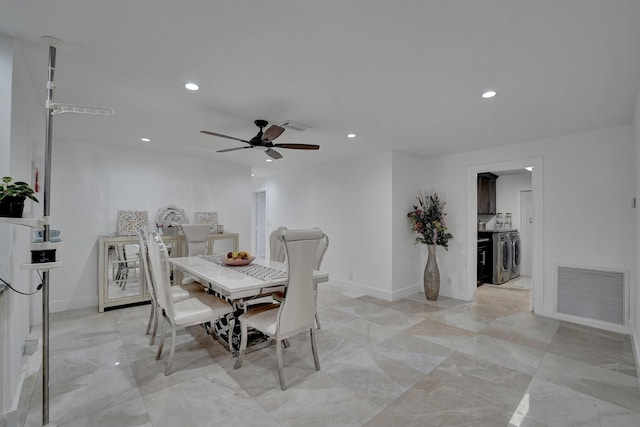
left=168, top=254, right=329, bottom=353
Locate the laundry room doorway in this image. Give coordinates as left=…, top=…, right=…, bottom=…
left=467, top=158, right=543, bottom=313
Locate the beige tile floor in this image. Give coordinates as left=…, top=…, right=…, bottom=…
left=24, top=279, right=640, bottom=427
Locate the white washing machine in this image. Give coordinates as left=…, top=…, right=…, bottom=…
left=510, top=231, right=521, bottom=279
left=492, top=232, right=512, bottom=284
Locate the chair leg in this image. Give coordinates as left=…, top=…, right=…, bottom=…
left=314, top=288, right=321, bottom=329
left=156, top=317, right=167, bottom=360
left=164, top=325, right=176, bottom=376
left=145, top=304, right=154, bottom=335
left=233, top=320, right=248, bottom=369
left=310, top=328, right=320, bottom=371
left=149, top=305, right=159, bottom=346
left=227, top=317, right=235, bottom=352
left=276, top=338, right=286, bottom=390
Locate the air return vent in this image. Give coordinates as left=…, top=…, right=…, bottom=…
left=557, top=266, right=625, bottom=325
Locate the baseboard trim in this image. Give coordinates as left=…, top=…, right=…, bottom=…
left=390, top=283, right=422, bottom=301
left=551, top=311, right=630, bottom=334
left=50, top=295, right=96, bottom=313
left=329, top=279, right=421, bottom=302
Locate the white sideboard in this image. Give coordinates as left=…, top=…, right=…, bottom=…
left=98, top=233, right=239, bottom=312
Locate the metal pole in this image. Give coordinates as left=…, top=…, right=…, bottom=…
left=42, top=43, right=56, bottom=427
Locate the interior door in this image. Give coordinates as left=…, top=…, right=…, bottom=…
left=520, top=190, right=533, bottom=276
left=253, top=191, right=267, bottom=259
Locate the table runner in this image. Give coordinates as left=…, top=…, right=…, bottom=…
left=200, top=254, right=287, bottom=281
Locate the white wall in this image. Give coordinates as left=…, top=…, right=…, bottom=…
left=255, top=152, right=397, bottom=299
left=391, top=151, right=437, bottom=298
left=0, top=35, right=44, bottom=425
left=255, top=150, right=454, bottom=301
left=428, top=125, right=636, bottom=327
left=255, top=125, right=635, bottom=333
left=48, top=140, right=252, bottom=313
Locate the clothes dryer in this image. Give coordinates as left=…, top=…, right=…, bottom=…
left=492, top=232, right=512, bottom=284
left=510, top=231, right=521, bottom=279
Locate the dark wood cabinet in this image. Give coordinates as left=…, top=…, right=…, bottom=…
left=477, top=172, right=498, bottom=214
left=477, top=237, right=492, bottom=284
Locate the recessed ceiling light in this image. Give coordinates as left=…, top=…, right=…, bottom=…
left=140, top=137, right=151, bottom=143
left=481, top=90, right=497, bottom=99
left=265, top=159, right=273, bottom=162
left=185, top=82, right=199, bottom=91
left=251, top=173, right=255, bottom=177
left=347, top=133, right=356, bottom=138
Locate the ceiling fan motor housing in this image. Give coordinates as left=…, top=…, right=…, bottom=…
left=201, top=119, right=319, bottom=160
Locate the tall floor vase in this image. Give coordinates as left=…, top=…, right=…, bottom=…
left=423, top=244, right=440, bottom=301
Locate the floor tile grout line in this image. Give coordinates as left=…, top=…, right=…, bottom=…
left=115, top=310, right=156, bottom=427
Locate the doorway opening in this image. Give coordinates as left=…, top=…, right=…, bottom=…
left=252, top=191, right=267, bottom=262
left=467, top=158, right=543, bottom=313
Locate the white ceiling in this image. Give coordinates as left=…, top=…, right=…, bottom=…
left=2, top=1, right=640, bottom=178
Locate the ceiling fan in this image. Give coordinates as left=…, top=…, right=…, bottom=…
left=200, top=119, right=320, bottom=160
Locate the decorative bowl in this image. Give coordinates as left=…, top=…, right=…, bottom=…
left=223, top=256, right=255, bottom=266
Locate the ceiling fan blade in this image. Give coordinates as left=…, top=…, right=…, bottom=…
left=261, top=125, right=285, bottom=142
left=265, top=148, right=283, bottom=159
left=200, top=130, right=250, bottom=144
left=217, top=146, right=253, bottom=153
left=273, top=143, right=320, bottom=150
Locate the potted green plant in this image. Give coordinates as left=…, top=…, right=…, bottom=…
left=0, top=176, right=39, bottom=218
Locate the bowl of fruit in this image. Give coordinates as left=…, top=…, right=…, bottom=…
left=223, top=251, right=255, bottom=266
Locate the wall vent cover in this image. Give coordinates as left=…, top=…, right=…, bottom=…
left=557, top=266, right=625, bottom=325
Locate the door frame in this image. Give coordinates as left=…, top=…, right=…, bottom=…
left=467, top=157, right=544, bottom=313
left=251, top=190, right=267, bottom=261
left=519, top=189, right=533, bottom=276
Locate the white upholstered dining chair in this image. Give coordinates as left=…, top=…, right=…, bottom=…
left=139, top=229, right=208, bottom=345
left=272, top=228, right=328, bottom=329
left=180, top=224, right=211, bottom=285
left=146, top=231, right=234, bottom=375
left=234, top=228, right=326, bottom=390
left=269, top=226, right=288, bottom=263
left=311, top=232, right=328, bottom=328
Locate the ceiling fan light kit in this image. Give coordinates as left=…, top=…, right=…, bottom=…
left=201, top=119, right=319, bottom=160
